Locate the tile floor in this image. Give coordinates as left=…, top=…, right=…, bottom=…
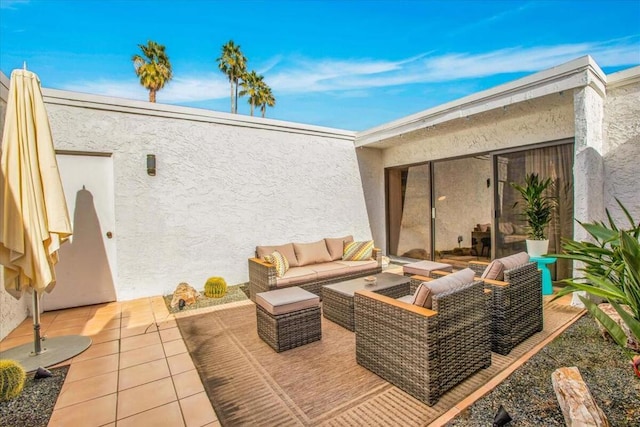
left=0, top=286, right=576, bottom=427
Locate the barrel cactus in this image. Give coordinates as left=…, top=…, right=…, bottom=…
left=0, top=359, right=26, bottom=401
left=204, top=276, right=227, bottom=298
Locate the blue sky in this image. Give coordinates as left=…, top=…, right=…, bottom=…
left=1, top=0, right=639, bottom=131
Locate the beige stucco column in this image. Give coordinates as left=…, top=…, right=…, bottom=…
left=571, top=79, right=606, bottom=307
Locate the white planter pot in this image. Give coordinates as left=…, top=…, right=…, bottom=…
left=526, top=239, right=549, bottom=257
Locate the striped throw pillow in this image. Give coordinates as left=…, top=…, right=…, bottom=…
left=342, top=240, right=374, bottom=261
left=263, top=250, right=289, bottom=278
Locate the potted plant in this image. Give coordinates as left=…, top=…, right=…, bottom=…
left=510, top=173, right=556, bottom=257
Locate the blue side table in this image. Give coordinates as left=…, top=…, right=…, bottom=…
left=530, top=256, right=557, bottom=295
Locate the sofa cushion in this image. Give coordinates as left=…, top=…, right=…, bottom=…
left=342, top=240, right=373, bottom=261
left=396, top=295, right=415, bottom=304
left=293, top=240, right=332, bottom=266
left=256, top=243, right=299, bottom=267
left=413, top=268, right=475, bottom=309
left=325, top=235, right=354, bottom=261
left=335, top=259, right=378, bottom=274
left=308, top=262, right=349, bottom=280
left=255, top=287, right=319, bottom=316
left=275, top=267, right=318, bottom=287
left=481, top=252, right=530, bottom=281
left=263, top=250, right=289, bottom=278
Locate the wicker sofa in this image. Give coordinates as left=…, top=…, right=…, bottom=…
left=354, top=277, right=491, bottom=406
left=248, top=235, right=382, bottom=301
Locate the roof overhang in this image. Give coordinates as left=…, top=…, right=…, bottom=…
left=354, top=55, right=607, bottom=148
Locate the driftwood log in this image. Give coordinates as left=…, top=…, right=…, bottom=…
left=551, top=367, right=610, bottom=427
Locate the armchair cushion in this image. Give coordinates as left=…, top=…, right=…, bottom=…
left=481, top=251, right=530, bottom=281
left=325, top=235, right=354, bottom=260
left=342, top=240, right=374, bottom=261
left=293, top=240, right=332, bottom=266
left=263, top=250, right=289, bottom=278
left=413, top=268, right=475, bottom=309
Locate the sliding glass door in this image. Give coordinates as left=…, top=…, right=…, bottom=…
left=433, top=156, right=493, bottom=264
left=386, top=164, right=432, bottom=260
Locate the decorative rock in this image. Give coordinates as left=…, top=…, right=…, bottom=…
left=552, top=366, right=610, bottom=427
left=34, top=367, right=52, bottom=379
left=170, top=283, right=200, bottom=309
left=596, top=303, right=640, bottom=351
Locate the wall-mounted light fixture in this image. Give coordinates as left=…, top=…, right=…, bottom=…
left=147, top=154, right=156, bottom=176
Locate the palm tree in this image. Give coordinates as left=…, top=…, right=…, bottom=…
left=217, top=40, right=246, bottom=114
left=258, top=83, right=276, bottom=118
left=132, top=40, right=173, bottom=103
left=239, top=70, right=263, bottom=116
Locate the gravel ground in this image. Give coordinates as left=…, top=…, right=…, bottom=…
left=0, top=366, right=68, bottom=427
left=162, top=283, right=250, bottom=313
left=447, top=315, right=640, bottom=426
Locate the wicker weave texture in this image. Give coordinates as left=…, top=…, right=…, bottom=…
left=248, top=249, right=382, bottom=301
left=354, top=281, right=490, bottom=406
left=489, top=262, right=543, bottom=355
left=256, top=305, right=321, bottom=352
left=322, top=278, right=410, bottom=331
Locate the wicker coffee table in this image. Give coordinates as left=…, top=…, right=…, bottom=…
left=322, top=272, right=410, bottom=331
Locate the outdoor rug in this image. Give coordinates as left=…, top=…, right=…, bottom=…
left=176, top=298, right=583, bottom=426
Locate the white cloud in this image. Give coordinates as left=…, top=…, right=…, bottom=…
left=0, top=0, right=29, bottom=10
left=60, top=38, right=640, bottom=104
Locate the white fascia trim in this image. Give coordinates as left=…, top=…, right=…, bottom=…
left=354, top=56, right=607, bottom=148
left=38, top=85, right=356, bottom=141
left=607, top=65, right=640, bottom=89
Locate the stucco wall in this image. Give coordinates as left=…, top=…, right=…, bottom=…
left=42, top=98, right=368, bottom=301
left=603, top=77, right=640, bottom=223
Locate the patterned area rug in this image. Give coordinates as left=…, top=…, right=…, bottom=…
left=176, top=298, right=583, bottom=426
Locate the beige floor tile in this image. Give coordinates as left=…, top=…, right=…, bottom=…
left=43, top=324, right=86, bottom=337
left=55, top=371, right=118, bottom=408
left=53, top=306, right=93, bottom=321
left=172, top=369, right=205, bottom=399
left=160, top=326, right=182, bottom=342
left=7, top=321, right=42, bottom=337
left=48, top=393, right=117, bottom=427
left=179, top=392, right=217, bottom=427
left=202, top=422, right=222, bottom=427
left=0, top=334, right=35, bottom=351
left=89, top=327, right=120, bottom=344
left=163, top=338, right=187, bottom=357
left=65, top=353, right=119, bottom=383
left=120, top=323, right=159, bottom=339
left=118, top=358, right=170, bottom=391
left=48, top=316, right=93, bottom=331
left=120, top=331, right=160, bottom=352
left=116, top=377, right=177, bottom=419
left=119, top=343, right=165, bottom=369
left=72, top=340, right=120, bottom=362
left=167, top=352, right=196, bottom=376
left=157, top=318, right=177, bottom=330
left=117, top=401, right=185, bottom=427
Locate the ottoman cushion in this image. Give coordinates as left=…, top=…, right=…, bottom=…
left=403, top=260, right=453, bottom=276
left=256, top=287, right=320, bottom=316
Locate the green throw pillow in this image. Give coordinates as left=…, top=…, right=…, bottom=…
left=342, top=240, right=374, bottom=261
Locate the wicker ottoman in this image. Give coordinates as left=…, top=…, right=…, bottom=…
left=255, top=287, right=321, bottom=352
left=402, top=260, right=453, bottom=277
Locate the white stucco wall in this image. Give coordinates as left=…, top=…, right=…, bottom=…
left=603, top=71, right=640, bottom=223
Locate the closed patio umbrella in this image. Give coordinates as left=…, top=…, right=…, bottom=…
left=0, top=68, right=91, bottom=372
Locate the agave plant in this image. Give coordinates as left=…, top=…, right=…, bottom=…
left=552, top=199, right=640, bottom=373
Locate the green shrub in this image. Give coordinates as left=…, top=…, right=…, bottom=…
left=204, top=277, right=227, bottom=298
left=552, top=199, right=640, bottom=366
left=0, top=359, right=26, bottom=401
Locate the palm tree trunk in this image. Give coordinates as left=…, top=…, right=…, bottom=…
left=234, top=78, right=239, bottom=114
left=229, top=82, right=234, bottom=113
left=150, top=90, right=156, bottom=103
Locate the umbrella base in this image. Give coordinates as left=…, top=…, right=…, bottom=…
left=0, top=335, right=92, bottom=373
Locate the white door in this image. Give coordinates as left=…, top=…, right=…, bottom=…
left=42, top=153, right=118, bottom=311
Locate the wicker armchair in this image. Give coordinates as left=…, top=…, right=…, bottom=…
left=427, top=261, right=543, bottom=355
left=354, top=280, right=490, bottom=406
